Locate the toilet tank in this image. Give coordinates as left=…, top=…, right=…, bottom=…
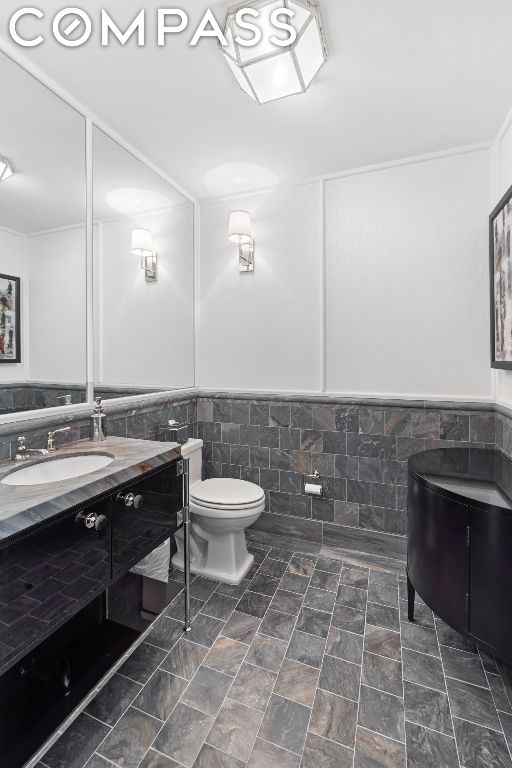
left=180, top=438, right=203, bottom=485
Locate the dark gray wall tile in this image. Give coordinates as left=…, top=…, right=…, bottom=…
left=312, top=404, right=336, bottom=431
left=358, top=408, right=385, bottom=435
left=385, top=410, right=412, bottom=437
left=440, top=412, right=470, bottom=441
left=279, top=427, right=300, bottom=450
left=411, top=411, right=440, bottom=438
left=250, top=402, right=270, bottom=426
left=291, top=404, right=312, bottom=429
left=270, top=403, right=291, bottom=427
left=260, top=426, right=280, bottom=448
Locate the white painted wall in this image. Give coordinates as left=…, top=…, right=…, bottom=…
left=95, top=205, right=195, bottom=390
left=493, top=116, right=512, bottom=408
left=199, top=185, right=323, bottom=392
left=28, top=227, right=86, bottom=384
left=325, top=150, right=492, bottom=399
left=0, top=228, right=27, bottom=382
left=198, top=149, right=492, bottom=401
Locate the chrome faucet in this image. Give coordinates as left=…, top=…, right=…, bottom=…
left=15, top=436, right=49, bottom=461
left=15, top=427, right=72, bottom=461
left=47, top=427, right=71, bottom=452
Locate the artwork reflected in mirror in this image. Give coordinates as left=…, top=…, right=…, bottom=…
left=0, top=51, right=87, bottom=413
left=0, top=275, right=20, bottom=364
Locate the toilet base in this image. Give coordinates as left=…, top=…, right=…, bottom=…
left=172, top=548, right=254, bottom=585
left=172, top=524, right=255, bottom=585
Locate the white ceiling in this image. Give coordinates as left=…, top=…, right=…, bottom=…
left=0, top=51, right=86, bottom=234
left=0, top=50, right=188, bottom=234
left=1, top=0, right=512, bottom=201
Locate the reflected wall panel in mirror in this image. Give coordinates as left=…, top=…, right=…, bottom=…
left=92, top=127, right=194, bottom=402
left=0, top=51, right=87, bottom=415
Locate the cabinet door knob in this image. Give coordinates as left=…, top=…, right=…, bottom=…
left=116, top=492, right=144, bottom=509
left=75, top=511, right=108, bottom=531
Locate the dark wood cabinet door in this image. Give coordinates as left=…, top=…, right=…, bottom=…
left=469, top=508, right=512, bottom=652
left=408, top=477, right=469, bottom=632
left=0, top=502, right=110, bottom=674
left=111, top=462, right=182, bottom=576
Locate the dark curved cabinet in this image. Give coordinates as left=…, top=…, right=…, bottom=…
left=408, top=447, right=512, bottom=663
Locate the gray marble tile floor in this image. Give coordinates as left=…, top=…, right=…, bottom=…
left=38, top=543, right=512, bottom=768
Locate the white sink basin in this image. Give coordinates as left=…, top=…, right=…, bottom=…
left=1, top=454, right=114, bottom=486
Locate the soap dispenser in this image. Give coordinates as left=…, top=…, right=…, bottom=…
left=90, top=397, right=107, bottom=441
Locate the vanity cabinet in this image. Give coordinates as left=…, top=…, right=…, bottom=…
left=0, top=497, right=111, bottom=673
left=408, top=447, right=512, bottom=663
left=0, top=456, right=184, bottom=768
left=0, top=459, right=183, bottom=676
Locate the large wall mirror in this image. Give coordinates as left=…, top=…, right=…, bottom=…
left=0, top=49, right=195, bottom=422
left=0, top=51, right=87, bottom=415
left=92, top=127, right=194, bottom=400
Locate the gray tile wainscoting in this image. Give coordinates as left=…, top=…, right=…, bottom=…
left=197, top=395, right=497, bottom=561
left=0, top=386, right=506, bottom=563
left=0, top=392, right=198, bottom=462
left=0, top=383, right=88, bottom=414
left=0, top=383, right=174, bottom=415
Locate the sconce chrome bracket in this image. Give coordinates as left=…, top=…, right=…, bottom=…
left=142, top=252, right=158, bottom=282
left=239, top=241, right=254, bottom=273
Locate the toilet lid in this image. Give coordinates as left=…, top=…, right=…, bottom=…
left=190, top=478, right=265, bottom=508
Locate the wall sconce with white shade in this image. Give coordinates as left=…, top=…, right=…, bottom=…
left=221, top=0, right=328, bottom=105
left=130, top=228, right=158, bottom=282
left=0, top=157, right=14, bottom=183
left=228, top=210, right=254, bottom=272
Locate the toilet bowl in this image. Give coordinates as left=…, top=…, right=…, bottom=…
left=172, top=438, right=264, bottom=584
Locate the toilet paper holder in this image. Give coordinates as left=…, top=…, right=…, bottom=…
left=304, top=470, right=323, bottom=497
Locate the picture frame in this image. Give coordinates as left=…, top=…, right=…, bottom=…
left=0, top=273, right=21, bottom=364
left=490, top=184, right=512, bottom=369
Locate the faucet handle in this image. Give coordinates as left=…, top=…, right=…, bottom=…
left=47, top=426, right=71, bottom=452
left=15, top=436, right=28, bottom=460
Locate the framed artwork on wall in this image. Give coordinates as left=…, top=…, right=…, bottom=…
left=0, top=274, right=21, bottom=364
left=490, top=184, right=512, bottom=369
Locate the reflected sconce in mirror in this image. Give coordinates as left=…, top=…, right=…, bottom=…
left=130, top=228, right=158, bottom=282
left=228, top=210, right=254, bottom=272
left=0, top=157, right=14, bottom=183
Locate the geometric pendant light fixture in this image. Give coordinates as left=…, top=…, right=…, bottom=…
left=221, top=0, right=328, bottom=105
left=0, top=157, right=14, bottom=183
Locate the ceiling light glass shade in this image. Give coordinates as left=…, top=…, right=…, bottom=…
left=0, top=157, right=14, bottom=183
left=228, top=210, right=253, bottom=244
left=130, top=228, right=153, bottom=257
left=222, top=0, right=327, bottom=105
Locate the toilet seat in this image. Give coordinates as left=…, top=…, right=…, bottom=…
left=190, top=478, right=265, bottom=511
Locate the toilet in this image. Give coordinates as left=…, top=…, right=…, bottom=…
left=172, top=438, right=265, bottom=584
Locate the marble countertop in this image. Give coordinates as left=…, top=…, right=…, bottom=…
left=0, top=437, right=181, bottom=543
